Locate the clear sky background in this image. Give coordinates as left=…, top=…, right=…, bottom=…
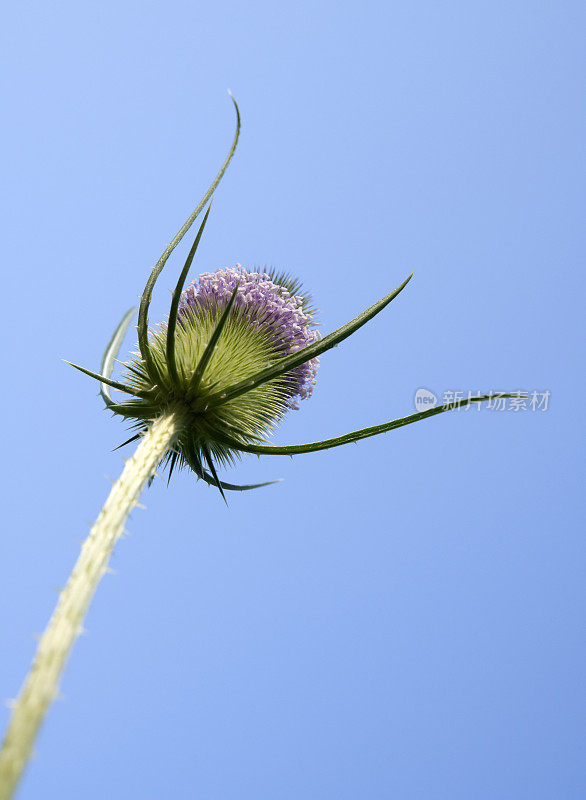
left=1, top=2, right=584, bottom=798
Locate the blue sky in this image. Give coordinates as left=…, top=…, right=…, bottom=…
left=1, top=1, right=584, bottom=798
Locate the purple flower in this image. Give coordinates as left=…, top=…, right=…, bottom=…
left=179, top=266, right=320, bottom=407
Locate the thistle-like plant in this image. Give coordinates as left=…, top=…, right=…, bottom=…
left=0, top=97, right=517, bottom=799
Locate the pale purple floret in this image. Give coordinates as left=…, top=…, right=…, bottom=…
left=179, top=266, right=319, bottom=405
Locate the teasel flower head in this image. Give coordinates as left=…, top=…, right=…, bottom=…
left=116, top=261, right=321, bottom=488
left=177, top=265, right=320, bottom=409
left=67, top=95, right=516, bottom=499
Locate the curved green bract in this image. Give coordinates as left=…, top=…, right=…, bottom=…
left=206, top=273, right=413, bottom=409
left=214, top=394, right=517, bottom=455
left=108, top=401, right=161, bottom=419
left=100, top=307, right=137, bottom=406
left=138, top=96, right=241, bottom=384
left=166, top=438, right=280, bottom=493
left=65, top=360, right=151, bottom=399
left=196, top=468, right=282, bottom=492
left=201, top=442, right=227, bottom=504
left=166, top=205, right=212, bottom=388
left=188, top=283, right=239, bottom=394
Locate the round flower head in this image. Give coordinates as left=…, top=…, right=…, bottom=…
left=179, top=266, right=319, bottom=406
left=113, top=259, right=320, bottom=486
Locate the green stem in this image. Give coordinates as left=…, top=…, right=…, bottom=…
left=0, top=410, right=185, bottom=800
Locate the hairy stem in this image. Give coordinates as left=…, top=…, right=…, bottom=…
left=0, top=410, right=185, bottom=800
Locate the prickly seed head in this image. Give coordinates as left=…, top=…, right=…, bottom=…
left=119, top=266, right=319, bottom=472
left=179, top=267, right=319, bottom=403
left=71, top=100, right=433, bottom=497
